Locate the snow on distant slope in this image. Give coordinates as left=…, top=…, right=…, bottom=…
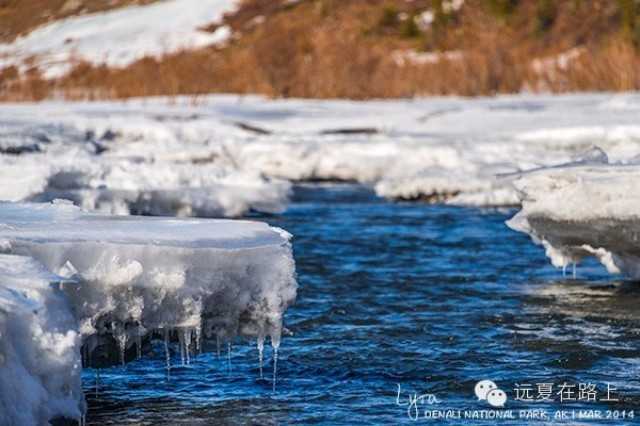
left=0, top=201, right=297, bottom=425
left=0, top=0, right=238, bottom=78
left=2, top=92, right=640, bottom=211
left=507, top=151, right=640, bottom=278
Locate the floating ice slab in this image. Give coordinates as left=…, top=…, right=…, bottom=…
left=507, top=157, right=640, bottom=277
left=0, top=201, right=297, bottom=424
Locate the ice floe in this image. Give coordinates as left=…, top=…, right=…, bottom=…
left=0, top=201, right=297, bottom=424
left=507, top=149, right=640, bottom=277
left=2, top=92, right=640, bottom=211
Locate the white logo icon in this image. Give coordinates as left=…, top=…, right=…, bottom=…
left=486, top=388, right=507, bottom=407
left=475, top=380, right=507, bottom=407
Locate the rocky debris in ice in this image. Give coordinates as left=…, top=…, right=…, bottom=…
left=231, top=121, right=273, bottom=135
left=507, top=151, right=640, bottom=277
left=0, top=201, right=297, bottom=425
left=319, top=127, right=379, bottom=135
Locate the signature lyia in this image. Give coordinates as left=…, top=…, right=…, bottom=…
left=396, top=384, right=441, bottom=420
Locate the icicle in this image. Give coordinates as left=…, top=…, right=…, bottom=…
left=163, top=328, right=171, bottom=373
left=118, top=334, right=126, bottom=366
left=572, top=262, right=577, bottom=279
left=271, top=331, right=281, bottom=392
left=195, top=326, right=202, bottom=355
left=184, top=328, right=192, bottom=365
left=178, top=330, right=186, bottom=366
left=112, top=322, right=127, bottom=366
left=562, top=263, right=567, bottom=277
left=257, top=335, right=265, bottom=380
left=227, top=342, right=232, bottom=374
left=272, top=346, right=279, bottom=393
left=136, top=324, right=143, bottom=359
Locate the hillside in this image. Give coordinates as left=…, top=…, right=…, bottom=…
left=1, top=0, right=640, bottom=100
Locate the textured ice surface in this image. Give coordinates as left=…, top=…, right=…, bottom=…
left=0, top=102, right=291, bottom=217
left=0, top=254, right=83, bottom=426
left=2, top=93, right=640, bottom=210
left=0, top=0, right=238, bottom=78
left=507, top=153, right=640, bottom=277
left=0, top=201, right=297, bottom=425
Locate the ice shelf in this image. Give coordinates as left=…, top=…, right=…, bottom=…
left=0, top=201, right=297, bottom=425
left=507, top=155, right=640, bottom=277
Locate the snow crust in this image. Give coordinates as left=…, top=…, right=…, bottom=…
left=507, top=150, right=640, bottom=277
left=3, top=93, right=640, bottom=210
left=0, top=254, right=83, bottom=425
left=0, top=0, right=238, bottom=78
left=0, top=201, right=297, bottom=425
left=0, top=101, right=291, bottom=217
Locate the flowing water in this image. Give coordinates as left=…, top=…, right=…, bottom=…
left=83, top=184, right=640, bottom=425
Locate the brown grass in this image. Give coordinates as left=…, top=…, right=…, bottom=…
left=2, top=0, right=640, bottom=100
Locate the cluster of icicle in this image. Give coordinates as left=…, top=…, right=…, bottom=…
left=81, top=322, right=280, bottom=390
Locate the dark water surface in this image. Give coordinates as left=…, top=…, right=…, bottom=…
left=84, top=184, right=640, bottom=425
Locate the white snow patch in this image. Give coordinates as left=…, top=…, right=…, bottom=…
left=0, top=0, right=239, bottom=78
left=416, top=10, right=435, bottom=30
left=531, top=47, right=585, bottom=74
left=392, top=49, right=463, bottom=67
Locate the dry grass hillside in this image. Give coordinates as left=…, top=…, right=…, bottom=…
left=2, top=0, right=640, bottom=100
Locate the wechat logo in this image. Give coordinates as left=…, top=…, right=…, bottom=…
left=475, top=380, right=507, bottom=408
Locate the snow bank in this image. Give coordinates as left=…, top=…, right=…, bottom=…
left=507, top=150, right=640, bottom=277
left=0, top=0, right=238, bottom=78
left=32, top=163, right=291, bottom=218
left=0, top=103, right=291, bottom=217
left=2, top=92, right=640, bottom=210
left=0, top=254, right=83, bottom=426
left=0, top=201, right=297, bottom=424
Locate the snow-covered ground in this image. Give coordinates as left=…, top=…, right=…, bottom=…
left=0, top=98, right=292, bottom=217
left=0, top=253, right=82, bottom=425
left=0, top=201, right=297, bottom=425
left=508, top=150, right=640, bottom=278
left=2, top=92, right=640, bottom=213
left=0, top=0, right=239, bottom=78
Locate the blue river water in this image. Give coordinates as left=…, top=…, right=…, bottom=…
left=83, top=184, right=640, bottom=425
